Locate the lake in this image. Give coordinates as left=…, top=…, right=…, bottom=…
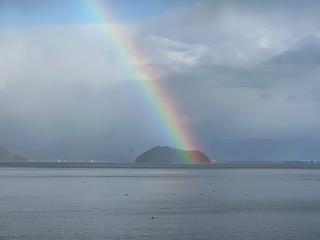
left=0, top=167, right=320, bottom=240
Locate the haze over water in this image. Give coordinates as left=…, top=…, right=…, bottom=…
left=1, top=167, right=320, bottom=240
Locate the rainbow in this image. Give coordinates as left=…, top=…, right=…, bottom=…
left=89, top=0, right=203, bottom=164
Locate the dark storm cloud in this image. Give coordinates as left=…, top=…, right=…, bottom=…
left=265, top=37, right=320, bottom=66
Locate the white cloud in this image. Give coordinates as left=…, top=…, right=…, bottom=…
left=139, top=35, right=208, bottom=73
left=258, top=37, right=272, bottom=49
left=142, top=0, right=320, bottom=67
left=0, top=24, right=140, bottom=88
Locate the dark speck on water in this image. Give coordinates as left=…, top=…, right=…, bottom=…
left=1, top=167, right=320, bottom=240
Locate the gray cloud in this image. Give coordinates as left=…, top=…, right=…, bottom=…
left=1, top=0, right=320, bottom=160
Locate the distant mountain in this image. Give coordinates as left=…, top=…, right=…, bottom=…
left=0, top=146, right=28, bottom=162
left=210, top=138, right=320, bottom=162
left=135, top=146, right=210, bottom=164
left=4, top=137, right=320, bottom=163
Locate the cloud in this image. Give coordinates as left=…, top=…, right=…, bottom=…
left=265, top=36, right=320, bottom=66
left=143, top=0, right=320, bottom=67
left=0, top=24, right=141, bottom=89
left=138, top=0, right=320, bottom=142
left=2, top=0, right=320, bottom=160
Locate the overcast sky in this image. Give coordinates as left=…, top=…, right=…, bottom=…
left=1, top=0, right=320, bottom=160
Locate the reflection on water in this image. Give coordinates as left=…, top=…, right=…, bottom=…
left=1, top=168, right=320, bottom=240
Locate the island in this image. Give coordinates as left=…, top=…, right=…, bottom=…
left=135, top=146, right=210, bottom=164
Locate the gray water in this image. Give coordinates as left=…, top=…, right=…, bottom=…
left=1, top=168, right=320, bottom=240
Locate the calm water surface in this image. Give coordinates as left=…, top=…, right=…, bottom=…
left=0, top=168, right=320, bottom=240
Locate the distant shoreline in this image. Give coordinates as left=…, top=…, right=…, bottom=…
left=1, top=162, right=320, bottom=169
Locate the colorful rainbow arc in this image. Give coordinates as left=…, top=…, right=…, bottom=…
left=90, top=0, right=201, bottom=164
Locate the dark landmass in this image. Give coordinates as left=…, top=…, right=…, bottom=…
left=6, top=137, right=320, bottom=163
left=3, top=138, right=320, bottom=163
left=135, top=146, right=209, bottom=164
left=1, top=161, right=320, bottom=169
left=210, top=138, right=320, bottom=162
left=0, top=146, right=28, bottom=162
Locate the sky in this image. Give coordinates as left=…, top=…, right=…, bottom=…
left=0, top=0, right=191, bottom=25
left=1, top=0, right=320, bottom=161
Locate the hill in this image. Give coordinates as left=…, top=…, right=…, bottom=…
left=135, top=146, right=210, bottom=164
